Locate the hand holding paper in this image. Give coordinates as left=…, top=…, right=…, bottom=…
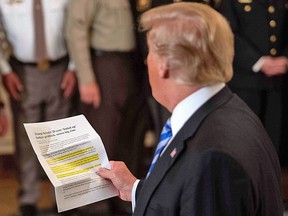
left=24, top=115, right=118, bottom=212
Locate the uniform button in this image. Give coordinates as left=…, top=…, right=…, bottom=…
left=270, top=48, right=277, bottom=55
left=268, top=6, right=275, bottom=13
left=269, top=20, right=276, bottom=28
left=270, top=35, right=277, bottom=42
left=244, top=5, right=251, bottom=12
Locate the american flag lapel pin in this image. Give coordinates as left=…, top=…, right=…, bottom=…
left=170, top=148, right=177, bottom=158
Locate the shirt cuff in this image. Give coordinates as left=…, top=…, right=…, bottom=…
left=252, top=57, right=264, bottom=73
left=0, top=58, right=12, bottom=75
left=0, top=59, right=12, bottom=75
left=67, top=60, right=76, bottom=71
left=132, top=179, right=140, bottom=212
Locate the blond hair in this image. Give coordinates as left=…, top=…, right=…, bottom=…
left=139, top=2, right=234, bottom=85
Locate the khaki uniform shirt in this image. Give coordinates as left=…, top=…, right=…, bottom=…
left=66, top=0, right=136, bottom=85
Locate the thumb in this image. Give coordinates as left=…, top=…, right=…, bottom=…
left=14, top=76, right=24, bottom=91
left=97, top=167, right=112, bottom=180
left=16, top=82, right=24, bottom=92
left=60, top=76, right=68, bottom=89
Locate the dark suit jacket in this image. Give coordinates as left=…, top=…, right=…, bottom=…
left=219, top=0, right=288, bottom=89
left=134, top=86, right=282, bottom=216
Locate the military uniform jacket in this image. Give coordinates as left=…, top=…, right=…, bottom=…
left=219, top=0, right=288, bottom=89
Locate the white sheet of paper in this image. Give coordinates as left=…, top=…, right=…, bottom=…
left=24, top=114, right=118, bottom=212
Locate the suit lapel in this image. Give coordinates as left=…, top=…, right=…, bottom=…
left=133, top=86, right=234, bottom=215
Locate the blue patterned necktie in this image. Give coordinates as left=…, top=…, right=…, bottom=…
left=146, top=118, right=172, bottom=177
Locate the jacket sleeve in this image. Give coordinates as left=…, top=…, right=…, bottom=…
left=65, top=0, right=97, bottom=85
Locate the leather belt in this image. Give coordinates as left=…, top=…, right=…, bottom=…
left=91, top=48, right=132, bottom=57
left=11, top=56, right=68, bottom=71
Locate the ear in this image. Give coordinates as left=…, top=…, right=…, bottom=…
left=158, top=59, right=169, bottom=79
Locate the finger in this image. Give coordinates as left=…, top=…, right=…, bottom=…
left=16, top=82, right=24, bottom=92
left=63, top=85, right=73, bottom=98
left=93, top=100, right=100, bottom=109
left=10, top=87, right=20, bottom=100
left=92, top=99, right=99, bottom=108
left=11, top=76, right=24, bottom=92
left=63, top=89, right=70, bottom=99
left=80, top=94, right=91, bottom=105
left=61, top=79, right=67, bottom=90
left=93, top=95, right=101, bottom=109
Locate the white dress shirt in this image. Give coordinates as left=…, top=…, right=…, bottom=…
left=0, top=0, right=73, bottom=74
left=131, top=83, right=226, bottom=211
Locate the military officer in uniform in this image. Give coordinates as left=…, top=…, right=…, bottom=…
left=218, top=0, right=288, bottom=155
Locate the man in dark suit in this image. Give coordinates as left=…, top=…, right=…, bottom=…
left=98, top=3, right=283, bottom=215
left=218, top=0, right=288, bottom=154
